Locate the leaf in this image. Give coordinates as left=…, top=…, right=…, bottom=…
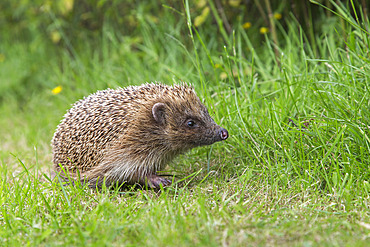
left=229, top=0, right=241, bottom=7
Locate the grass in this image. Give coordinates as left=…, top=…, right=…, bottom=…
left=0, top=0, right=369, bottom=246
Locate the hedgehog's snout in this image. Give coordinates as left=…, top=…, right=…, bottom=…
left=220, top=128, right=228, bottom=140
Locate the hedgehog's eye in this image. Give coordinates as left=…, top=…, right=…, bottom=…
left=186, top=120, right=197, bottom=128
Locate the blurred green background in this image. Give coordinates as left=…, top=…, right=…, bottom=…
left=1, top=0, right=367, bottom=102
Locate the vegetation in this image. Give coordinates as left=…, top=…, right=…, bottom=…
left=0, top=0, right=369, bottom=245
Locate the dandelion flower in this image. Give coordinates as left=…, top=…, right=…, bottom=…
left=196, top=0, right=207, bottom=8
left=242, top=22, right=252, bottom=29
left=52, top=86, right=63, bottom=95
left=0, top=54, right=5, bottom=62
left=220, top=72, right=228, bottom=80
left=274, top=13, right=282, bottom=20
left=260, top=27, right=269, bottom=34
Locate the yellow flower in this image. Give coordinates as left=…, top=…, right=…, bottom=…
left=274, top=13, right=282, bottom=20
left=260, top=27, right=269, bottom=34
left=52, top=86, right=63, bottom=95
left=242, top=22, right=252, bottom=29
left=60, top=0, right=74, bottom=15
left=220, top=72, right=228, bottom=80
left=196, top=0, right=207, bottom=8
left=50, top=31, right=61, bottom=43
left=0, top=54, right=5, bottom=62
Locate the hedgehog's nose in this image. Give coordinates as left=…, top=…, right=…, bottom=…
left=220, top=128, right=229, bottom=140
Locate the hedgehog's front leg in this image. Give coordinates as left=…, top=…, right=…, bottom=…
left=143, top=174, right=172, bottom=188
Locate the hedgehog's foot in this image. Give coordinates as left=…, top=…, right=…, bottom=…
left=145, top=175, right=172, bottom=188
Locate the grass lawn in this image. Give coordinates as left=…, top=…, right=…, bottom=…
left=0, top=1, right=369, bottom=246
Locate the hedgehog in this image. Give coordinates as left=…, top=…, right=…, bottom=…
left=51, top=83, right=228, bottom=188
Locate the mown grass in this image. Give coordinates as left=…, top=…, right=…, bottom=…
left=0, top=0, right=369, bottom=246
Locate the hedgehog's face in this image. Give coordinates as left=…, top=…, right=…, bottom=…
left=152, top=101, right=228, bottom=150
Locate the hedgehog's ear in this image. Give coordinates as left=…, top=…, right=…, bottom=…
left=152, top=103, right=166, bottom=125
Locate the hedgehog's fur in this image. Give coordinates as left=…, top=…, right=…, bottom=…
left=52, top=83, right=228, bottom=188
